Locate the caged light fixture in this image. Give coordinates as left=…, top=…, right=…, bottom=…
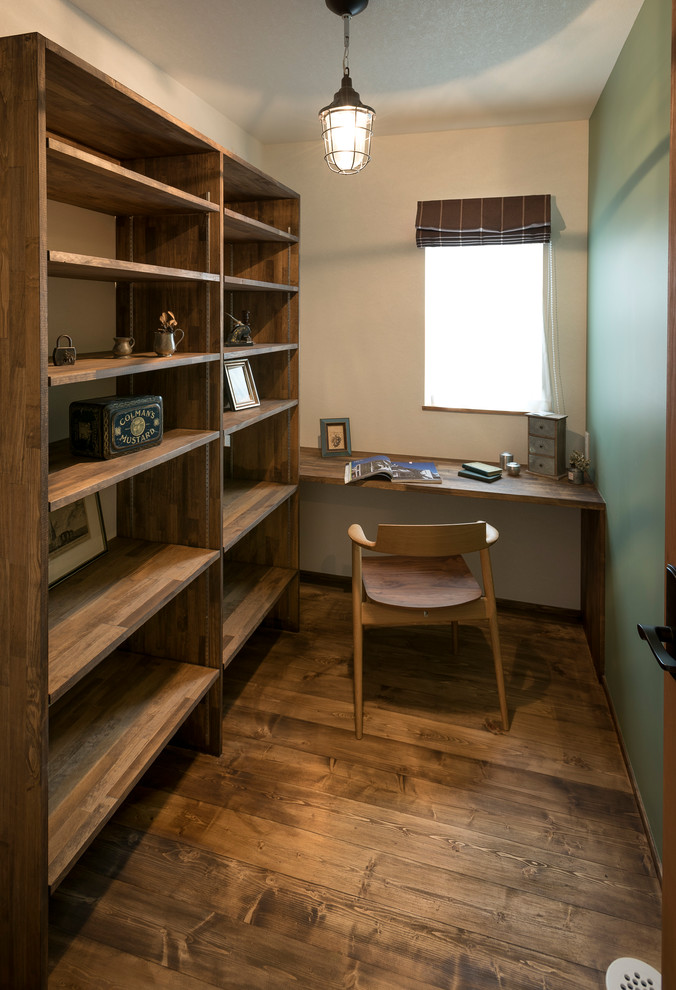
left=318, top=0, right=375, bottom=174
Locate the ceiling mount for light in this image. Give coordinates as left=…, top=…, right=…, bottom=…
left=319, top=0, right=375, bottom=175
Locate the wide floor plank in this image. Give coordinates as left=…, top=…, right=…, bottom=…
left=49, top=581, right=661, bottom=988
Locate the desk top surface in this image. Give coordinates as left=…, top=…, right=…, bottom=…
left=299, top=447, right=605, bottom=511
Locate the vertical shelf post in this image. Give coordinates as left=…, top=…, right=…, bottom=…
left=0, top=32, right=49, bottom=988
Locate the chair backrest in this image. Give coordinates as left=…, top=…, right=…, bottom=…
left=372, top=521, right=495, bottom=557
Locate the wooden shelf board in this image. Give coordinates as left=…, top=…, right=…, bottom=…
left=47, top=138, right=220, bottom=217
left=222, top=481, right=297, bottom=551
left=45, top=42, right=217, bottom=160
left=48, top=351, right=219, bottom=386
left=222, top=153, right=299, bottom=203
left=223, top=398, right=298, bottom=436
left=224, top=342, right=298, bottom=359
left=223, top=207, right=298, bottom=244
left=49, top=538, right=220, bottom=703
left=48, top=650, right=219, bottom=891
left=48, top=251, right=219, bottom=283
left=222, top=562, right=296, bottom=666
left=223, top=273, right=298, bottom=293
left=48, top=428, right=219, bottom=511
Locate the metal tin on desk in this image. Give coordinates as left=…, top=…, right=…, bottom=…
left=69, top=394, right=163, bottom=459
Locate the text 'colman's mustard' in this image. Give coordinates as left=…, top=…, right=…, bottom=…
left=69, top=395, right=163, bottom=460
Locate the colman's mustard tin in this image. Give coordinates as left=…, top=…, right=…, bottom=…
left=69, top=395, right=163, bottom=459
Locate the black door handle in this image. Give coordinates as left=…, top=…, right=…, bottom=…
left=637, top=563, right=676, bottom=679
left=637, top=623, right=676, bottom=679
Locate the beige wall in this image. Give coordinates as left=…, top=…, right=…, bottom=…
left=0, top=0, right=260, bottom=165
left=265, top=121, right=589, bottom=461
left=265, top=123, right=590, bottom=600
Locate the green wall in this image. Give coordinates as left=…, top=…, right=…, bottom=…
left=588, top=0, right=670, bottom=853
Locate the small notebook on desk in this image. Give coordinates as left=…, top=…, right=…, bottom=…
left=345, top=456, right=442, bottom=484
left=459, top=461, right=503, bottom=483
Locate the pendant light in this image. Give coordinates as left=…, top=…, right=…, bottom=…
left=319, top=0, right=375, bottom=174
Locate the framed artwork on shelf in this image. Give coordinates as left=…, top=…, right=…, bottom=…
left=320, top=417, right=352, bottom=457
left=48, top=493, right=108, bottom=587
left=224, top=357, right=260, bottom=411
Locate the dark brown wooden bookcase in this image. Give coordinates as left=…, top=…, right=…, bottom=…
left=0, top=32, right=299, bottom=986
left=222, top=165, right=301, bottom=664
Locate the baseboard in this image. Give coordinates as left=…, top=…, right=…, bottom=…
left=495, top=598, right=582, bottom=624
left=301, top=570, right=350, bottom=590
left=601, top=674, right=663, bottom=885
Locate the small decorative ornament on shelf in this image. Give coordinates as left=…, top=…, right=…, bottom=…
left=225, top=310, right=254, bottom=347
left=52, top=333, right=76, bottom=366
left=567, top=449, right=590, bottom=484
left=153, top=311, right=184, bottom=356
left=112, top=335, right=135, bottom=358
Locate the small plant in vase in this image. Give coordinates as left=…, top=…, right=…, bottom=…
left=568, top=450, right=590, bottom=484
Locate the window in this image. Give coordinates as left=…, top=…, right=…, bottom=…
left=416, top=194, right=560, bottom=415
left=424, top=242, right=548, bottom=413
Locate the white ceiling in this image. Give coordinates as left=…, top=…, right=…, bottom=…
left=68, top=0, right=645, bottom=144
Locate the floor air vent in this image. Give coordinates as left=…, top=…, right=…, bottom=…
left=606, top=958, right=661, bottom=990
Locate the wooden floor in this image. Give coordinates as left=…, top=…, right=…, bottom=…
left=49, top=581, right=662, bottom=989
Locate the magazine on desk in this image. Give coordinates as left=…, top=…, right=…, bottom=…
left=344, top=456, right=442, bottom=484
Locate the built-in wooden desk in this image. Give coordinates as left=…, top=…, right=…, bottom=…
left=299, top=447, right=607, bottom=674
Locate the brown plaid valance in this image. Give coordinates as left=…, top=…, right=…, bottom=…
left=415, top=195, right=551, bottom=248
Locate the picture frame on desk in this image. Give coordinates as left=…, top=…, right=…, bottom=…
left=320, top=417, right=352, bottom=457
left=224, top=357, right=260, bottom=411
left=48, top=493, right=108, bottom=588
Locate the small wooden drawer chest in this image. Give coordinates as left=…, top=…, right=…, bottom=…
left=527, top=413, right=567, bottom=478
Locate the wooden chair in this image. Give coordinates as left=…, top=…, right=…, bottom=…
left=348, top=520, right=509, bottom=738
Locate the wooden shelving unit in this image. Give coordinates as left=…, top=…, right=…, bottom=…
left=224, top=341, right=298, bottom=358
left=48, top=539, right=220, bottom=702
left=224, top=206, right=298, bottom=243
left=47, top=138, right=220, bottom=216
left=48, top=429, right=219, bottom=508
left=222, top=272, right=299, bottom=292
left=47, top=350, right=220, bottom=386
left=0, top=31, right=300, bottom=987
left=223, top=396, right=298, bottom=434
left=223, top=480, right=298, bottom=550
left=222, top=561, right=297, bottom=666
left=222, top=151, right=300, bottom=665
left=48, top=650, right=220, bottom=890
left=48, top=250, right=220, bottom=282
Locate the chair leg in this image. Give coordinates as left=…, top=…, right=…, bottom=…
left=451, top=621, right=459, bottom=655
left=353, top=612, right=364, bottom=739
left=487, top=613, right=509, bottom=730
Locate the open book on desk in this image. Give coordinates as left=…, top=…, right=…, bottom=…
left=344, top=456, right=442, bottom=484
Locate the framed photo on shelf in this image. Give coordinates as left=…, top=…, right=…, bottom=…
left=224, top=357, right=260, bottom=411
left=48, top=492, right=108, bottom=587
left=320, top=417, right=352, bottom=457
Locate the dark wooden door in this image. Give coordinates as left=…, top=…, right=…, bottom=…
left=663, top=679, right=675, bottom=983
